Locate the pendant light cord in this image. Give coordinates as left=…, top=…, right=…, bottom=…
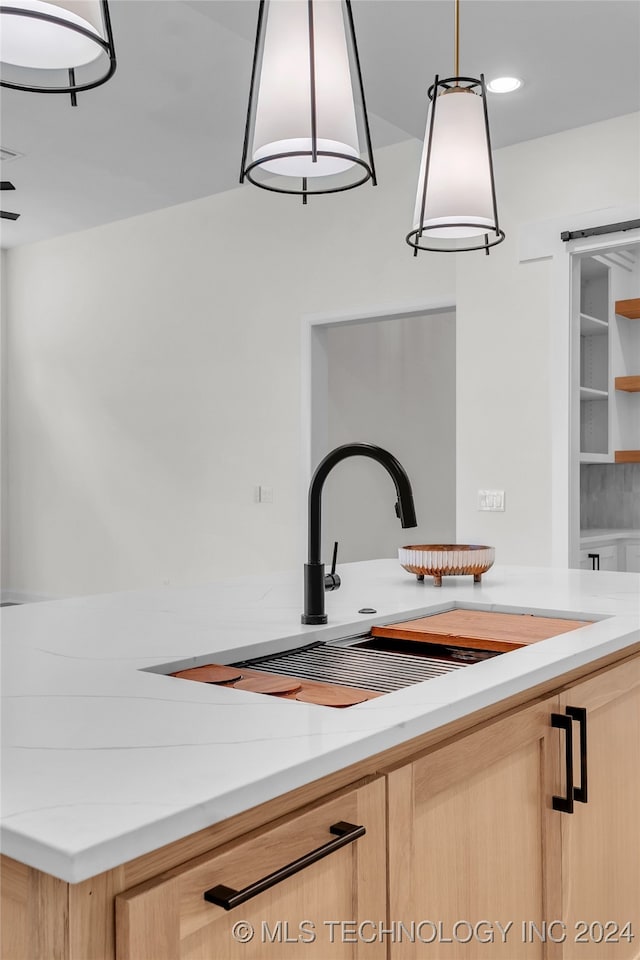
left=454, top=0, right=460, bottom=77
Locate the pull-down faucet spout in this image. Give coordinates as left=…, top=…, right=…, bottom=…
left=302, top=443, right=418, bottom=624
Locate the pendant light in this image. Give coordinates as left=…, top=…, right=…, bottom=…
left=0, top=0, right=116, bottom=102
left=406, top=0, right=504, bottom=254
left=240, top=0, right=376, bottom=203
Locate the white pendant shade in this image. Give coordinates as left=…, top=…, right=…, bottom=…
left=252, top=0, right=359, bottom=179
left=412, top=88, right=496, bottom=240
left=0, top=0, right=103, bottom=69
left=241, top=0, right=376, bottom=197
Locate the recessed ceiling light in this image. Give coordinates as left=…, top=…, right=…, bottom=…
left=486, top=77, right=523, bottom=94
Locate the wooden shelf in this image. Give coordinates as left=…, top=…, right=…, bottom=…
left=615, top=298, right=640, bottom=320
left=580, top=386, right=608, bottom=401
left=580, top=312, right=608, bottom=335
left=615, top=450, right=640, bottom=463
left=615, top=376, right=640, bottom=393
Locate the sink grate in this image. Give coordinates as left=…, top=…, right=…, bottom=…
left=233, top=642, right=467, bottom=694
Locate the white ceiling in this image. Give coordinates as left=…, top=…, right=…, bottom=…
left=1, top=0, right=639, bottom=248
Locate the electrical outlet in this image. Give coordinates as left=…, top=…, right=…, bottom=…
left=478, top=489, right=505, bottom=511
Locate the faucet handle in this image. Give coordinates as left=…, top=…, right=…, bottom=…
left=330, top=540, right=338, bottom=576
left=324, top=541, right=341, bottom=591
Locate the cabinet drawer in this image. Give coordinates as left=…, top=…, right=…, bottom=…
left=578, top=544, right=618, bottom=571
left=116, top=778, right=386, bottom=959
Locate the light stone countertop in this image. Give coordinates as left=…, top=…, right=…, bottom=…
left=1, top=560, right=639, bottom=884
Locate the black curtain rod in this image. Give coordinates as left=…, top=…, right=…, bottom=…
left=561, top=219, right=640, bottom=242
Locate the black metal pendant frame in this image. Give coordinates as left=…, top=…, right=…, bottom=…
left=406, top=74, right=505, bottom=255
left=240, top=0, right=376, bottom=203
left=0, top=1, right=116, bottom=99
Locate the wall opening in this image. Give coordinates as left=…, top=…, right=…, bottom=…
left=304, top=304, right=456, bottom=565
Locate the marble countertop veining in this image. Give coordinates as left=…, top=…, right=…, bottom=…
left=1, top=560, right=639, bottom=884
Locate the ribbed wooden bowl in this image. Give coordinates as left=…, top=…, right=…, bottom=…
left=399, top=544, right=495, bottom=587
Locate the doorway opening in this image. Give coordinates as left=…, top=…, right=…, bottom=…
left=303, top=303, right=456, bottom=566
left=569, top=238, right=640, bottom=571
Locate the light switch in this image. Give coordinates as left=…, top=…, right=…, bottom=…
left=478, top=489, right=505, bottom=511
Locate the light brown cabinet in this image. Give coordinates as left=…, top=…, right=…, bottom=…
left=387, top=697, right=562, bottom=959
left=559, top=657, right=640, bottom=960
left=386, top=656, right=640, bottom=960
left=116, top=777, right=386, bottom=960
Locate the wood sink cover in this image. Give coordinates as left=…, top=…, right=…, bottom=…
left=371, top=610, right=593, bottom=653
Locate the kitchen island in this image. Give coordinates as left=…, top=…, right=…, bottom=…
left=2, top=560, right=640, bottom=959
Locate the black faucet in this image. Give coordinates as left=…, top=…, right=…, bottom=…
left=301, top=443, right=418, bottom=624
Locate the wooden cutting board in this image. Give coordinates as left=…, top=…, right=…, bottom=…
left=172, top=664, right=243, bottom=684
left=172, top=663, right=380, bottom=706
left=233, top=675, right=302, bottom=695
left=296, top=687, right=371, bottom=707
left=231, top=670, right=380, bottom=705
left=371, top=610, right=593, bottom=653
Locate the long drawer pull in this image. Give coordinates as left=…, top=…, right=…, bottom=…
left=204, top=821, right=366, bottom=911
left=566, top=706, right=588, bottom=803
left=551, top=713, right=574, bottom=814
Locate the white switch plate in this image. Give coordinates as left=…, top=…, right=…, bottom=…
left=256, top=485, right=273, bottom=503
left=478, top=489, right=505, bottom=511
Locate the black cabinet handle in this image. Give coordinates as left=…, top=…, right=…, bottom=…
left=204, top=821, right=365, bottom=911
left=552, top=713, right=574, bottom=814
left=587, top=553, right=600, bottom=571
left=566, top=706, right=588, bottom=804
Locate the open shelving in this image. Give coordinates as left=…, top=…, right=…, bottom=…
left=615, top=376, right=640, bottom=392
left=615, top=298, right=640, bottom=319
left=579, top=452, right=611, bottom=464
left=614, top=450, right=640, bottom=463
left=580, top=312, right=608, bottom=336
left=572, top=243, right=640, bottom=570
left=578, top=259, right=610, bottom=460
left=613, top=293, right=640, bottom=463
left=580, top=386, right=608, bottom=400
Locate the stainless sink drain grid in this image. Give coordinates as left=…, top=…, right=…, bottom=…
left=233, top=642, right=467, bottom=694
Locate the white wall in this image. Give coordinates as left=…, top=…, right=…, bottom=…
left=323, top=312, right=456, bottom=563
left=455, top=112, right=639, bottom=565
left=3, top=112, right=639, bottom=597
left=0, top=250, right=8, bottom=593
left=3, top=141, right=455, bottom=597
